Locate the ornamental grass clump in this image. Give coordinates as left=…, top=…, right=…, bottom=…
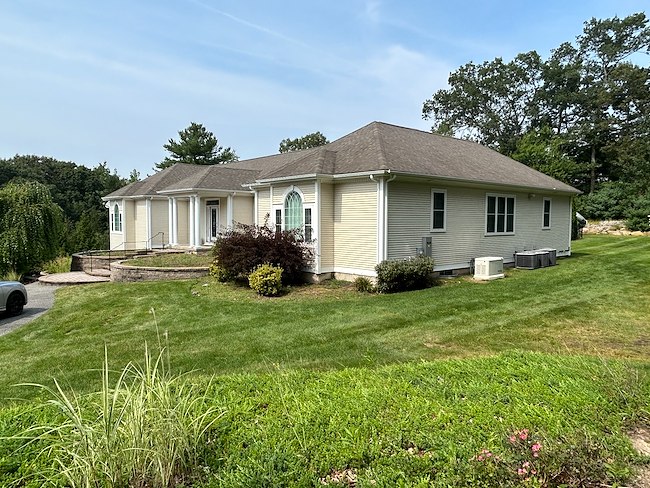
left=249, top=263, right=283, bottom=296
left=12, top=342, right=224, bottom=488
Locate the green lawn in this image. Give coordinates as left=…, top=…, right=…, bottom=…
left=1, top=235, right=649, bottom=402
left=0, top=235, right=649, bottom=487
left=121, top=252, right=212, bottom=267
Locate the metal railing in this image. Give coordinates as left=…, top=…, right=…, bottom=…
left=82, top=233, right=167, bottom=273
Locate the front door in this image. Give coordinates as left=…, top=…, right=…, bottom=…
left=206, top=204, right=220, bottom=242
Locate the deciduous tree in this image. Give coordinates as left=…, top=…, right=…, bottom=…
left=0, top=182, right=64, bottom=275
left=279, top=131, right=329, bottom=153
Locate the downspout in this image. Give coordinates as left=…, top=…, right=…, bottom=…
left=384, top=174, right=397, bottom=262
left=370, top=174, right=384, bottom=264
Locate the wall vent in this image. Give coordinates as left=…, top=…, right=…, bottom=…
left=474, top=257, right=504, bottom=280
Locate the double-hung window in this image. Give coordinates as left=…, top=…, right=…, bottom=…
left=542, top=198, right=551, bottom=229
left=486, top=194, right=514, bottom=234
left=430, top=189, right=446, bottom=232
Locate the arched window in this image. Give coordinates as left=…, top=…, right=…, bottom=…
left=112, top=203, right=122, bottom=232
left=284, top=191, right=303, bottom=231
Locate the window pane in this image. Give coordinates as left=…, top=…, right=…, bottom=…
left=487, top=215, right=495, bottom=233
left=543, top=214, right=550, bottom=228
left=544, top=199, right=551, bottom=213
left=497, top=214, right=505, bottom=232
left=497, top=197, right=505, bottom=214
left=304, top=225, right=312, bottom=242
left=284, top=191, right=303, bottom=230
left=506, top=197, right=514, bottom=214
left=433, top=211, right=444, bottom=229
left=304, top=208, right=311, bottom=225
left=433, top=192, right=445, bottom=210
left=487, top=196, right=495, bottom=214
left=507, top=215, right=514, bottom=232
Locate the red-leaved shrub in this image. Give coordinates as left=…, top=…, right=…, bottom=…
left=212, top=220, right=313, bottom=284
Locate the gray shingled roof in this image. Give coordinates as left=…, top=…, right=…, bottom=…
left=258, top=122, right=579, bottom=193
left=160, top=166, right=260, bottom=193
left=105, top=122, right=579, bottom=198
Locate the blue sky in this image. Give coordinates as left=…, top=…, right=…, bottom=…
left=1, top=1, right=647, bottom=177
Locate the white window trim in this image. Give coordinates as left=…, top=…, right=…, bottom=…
left=272, top=189, right=316, bottom=243
left=111, top=202, right=123, bottom=233
left=485, top=193, right=516, bottom=236
left=542, top=197, right=552, bottom=230
left=430, top=188, right=447, bottom=232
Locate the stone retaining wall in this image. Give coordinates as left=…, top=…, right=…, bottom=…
left=583, top=220, right=648, bottom=236
left=110, top=261, right=210, bottom=282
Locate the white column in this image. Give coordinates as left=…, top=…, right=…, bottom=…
left=315, top=180, right=321, bottom=274
left=253, top=190, right=258, bottom=226
left=145, top=198, right=152, bottom=249
left=189, top=196, right=195, bottom=247
left=168, top=198, right=173, bottom=247
left=171, top=197, right=178, bottom=245
left=227, top=194, right=234, bottom=228
left=194, top=195, right=201, bottom=246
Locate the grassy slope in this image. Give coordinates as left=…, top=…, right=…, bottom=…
left=1, top=352, right=646, bottom=486
left=0, top=235, right=649, bottom=402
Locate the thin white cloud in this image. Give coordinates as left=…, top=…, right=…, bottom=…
left=185, top=0, right=311, bottom=49
left=364, top=0, right=381, bottom=23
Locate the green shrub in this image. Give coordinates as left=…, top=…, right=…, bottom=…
left=375, top=256, right=435, bottom=293
left=210, top=262, right=234, bottom=282
left=41, top=255, right=72, bottom=274
left=354, top=276, right=375, bottom=293
left=249, top=263, right=283, bottom=296
left=213, top=220, right=313, bottom=284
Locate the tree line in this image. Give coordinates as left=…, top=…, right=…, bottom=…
left=0, top=157, right=126, bottom=275
left=423, top=12, right=650, bottom=230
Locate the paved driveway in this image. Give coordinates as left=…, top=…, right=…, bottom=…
left=0, top=282, right=60, bottom=337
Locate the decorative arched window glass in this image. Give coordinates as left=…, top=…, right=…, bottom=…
left=112, top=203, right=122, bottom=232
left=284, top=191, right=303, bottom=231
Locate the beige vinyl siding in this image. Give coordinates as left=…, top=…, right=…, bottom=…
left=123, top=200, right=135, bottom=249
left=387, top=182, right=573, bottom=269
left=333, top=180, right=377, bottom=271
left=319, top=182, right=335, bottom=269
left=150, top=199, right=168, bottom=247
left=133, top=200, right=147, bottom=248
left=219, top=203, right=227, bottom=231
left=271, top=182, right=316, bottom=205
left=257, top=189, right=270, bottom=225
left=233, top=195, right=254, bottom=225
left=176, top=200, right=189, bottom=245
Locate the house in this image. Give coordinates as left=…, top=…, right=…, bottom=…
left=103, top=122, right=580, bottom=280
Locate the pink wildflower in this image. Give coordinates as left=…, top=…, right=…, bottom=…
left=517, top=468, right=526, bottom=476
left=508, top=435, right=517, bottom=444
left=477, top=455, right=484, bottom=462
left=518, top=429, right=529, bottom=441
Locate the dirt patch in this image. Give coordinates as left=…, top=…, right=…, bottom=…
left=629, top=425, right=650, bottom=487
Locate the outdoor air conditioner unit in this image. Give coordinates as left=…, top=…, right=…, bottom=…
left=536, top=248, right=557, bottom=266
left=474, top=257, right=504, bottom=280
left=515, top=250, right=550, bottom=269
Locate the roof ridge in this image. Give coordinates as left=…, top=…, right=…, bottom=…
left=372, top=122, right=390, bottom=170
